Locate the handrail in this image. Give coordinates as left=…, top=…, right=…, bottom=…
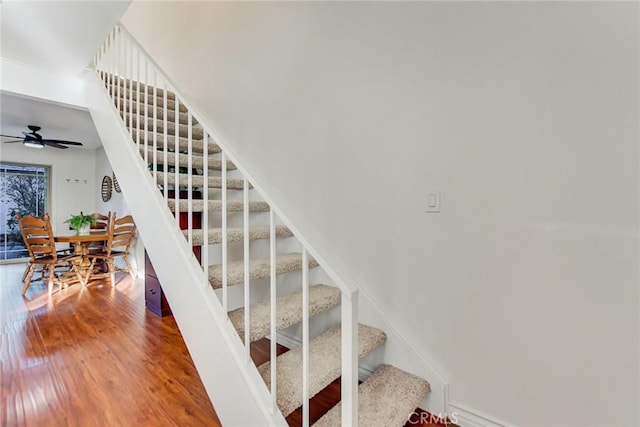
left=113, top=24, right=358, bottom=297
left=92, top=23, right=359, bottom=426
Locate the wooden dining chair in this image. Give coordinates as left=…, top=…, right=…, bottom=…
left=18, top=213, right=83, bottom=296
left=79, top=211, right=112, bottom=254
left=17, top=213, right=72, bottom=285
left=88, top=214, right=136, bottom=286
left=89, top=212, right=111, bottom=230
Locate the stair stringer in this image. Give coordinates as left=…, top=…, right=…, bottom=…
left=84, top=72, right=287, bottom=427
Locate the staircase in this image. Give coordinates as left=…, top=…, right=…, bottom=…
left=88, top=24, right=433, bottom=426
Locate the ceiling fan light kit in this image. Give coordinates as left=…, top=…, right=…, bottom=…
left=1, top=125, right=84, bottom=150
left=23, top=140, right=44, bottom=149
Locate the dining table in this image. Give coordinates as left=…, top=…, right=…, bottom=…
left=55, top=231, right=109, bottom=286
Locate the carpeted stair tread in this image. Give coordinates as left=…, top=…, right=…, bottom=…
left=126, top=114, right=204, bottom=139
left=208, top=253, right=319, bottom=289
left=183, top=225, right=292, bottom=246
left=105, top=77, right=187, bottom=112
left=314, top=364, right=431, bottom=427
left=258, top=324, right=387, bottom=417
left=131, top=130, right=220, bottom=154
left=118, top=101, right=191, bottom=124
left=140, top=147, right=236, bottom=170
left=229, top=284, right=341, bottom=342
left=107, top=85, right=186, bottom=113
left=157, top=173, right=246, bottom=190
left=168, top=199, right=269, bottom=213
left=111, top=76, right=176, bottom=100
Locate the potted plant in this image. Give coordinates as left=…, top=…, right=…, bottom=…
left=65, top=214, right=96, bottom=235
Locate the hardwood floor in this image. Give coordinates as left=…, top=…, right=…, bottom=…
left=0, top=263, right=220, bottom=427
left=2, top=262, right=454, bottom=426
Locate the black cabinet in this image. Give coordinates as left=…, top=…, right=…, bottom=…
left=145, top=251, right=172, bottom=317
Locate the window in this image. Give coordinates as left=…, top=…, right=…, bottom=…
left=0, top=162, right=50, bottom=261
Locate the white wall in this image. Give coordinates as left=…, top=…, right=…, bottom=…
left=0, top=143, right=96, bottom=235
left=122, top=2, right=639, bottom=426
left=0, top=58, right=87, bottom=108
left=94, top=147, right=127, bottom=218
left=94, top=147, right=143, bottom=275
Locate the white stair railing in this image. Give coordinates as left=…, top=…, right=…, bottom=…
left=91, top=23, right=359, bottom=426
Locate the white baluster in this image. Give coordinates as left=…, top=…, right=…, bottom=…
left=153, top=68, right=158, bottom=181
left=342, top=291, right=359, bottom=426
left=163, top=78, right=168, bottom=202
left=222, top=152, right=228, bottom=313
left=187, top=111, right=193, bottom=247
left=109, top=29, right=115, bottom=99
left=126, top=37, right=132, bottom=134
left=302, top=248, right=310, bottom=427
left=98, top=39, right=104, bottom=84
left=135, top=50, right=141, bottom=151
left=174, top=98, right=181, bottom=223
left=269, top=209, right=277, bottom=414
left=144, top=61, right=149, bottom=165
left=202, top=130, right=209, bottom=277
left=244, top=175, right=250, bottom=363
left=115, top=27, right=120, bottom=114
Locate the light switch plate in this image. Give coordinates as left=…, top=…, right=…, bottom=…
left=425, top=190, right=441, bottom=213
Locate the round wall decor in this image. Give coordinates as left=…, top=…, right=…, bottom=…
left=101, top=175, right=113, bottom=202
left=113, top=172, right=121, bottom=193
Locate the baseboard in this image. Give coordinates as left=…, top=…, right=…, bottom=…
left=447, top=403, right=512, bottom=427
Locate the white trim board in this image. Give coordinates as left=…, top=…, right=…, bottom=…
left=448, top=403, right=513, bottom=427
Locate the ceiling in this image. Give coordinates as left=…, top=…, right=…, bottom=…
left=1, top=1, right=131, bottom=77
left=1, top=92, right=103, bottom=150
left=0, top=1, right=131, bottom=152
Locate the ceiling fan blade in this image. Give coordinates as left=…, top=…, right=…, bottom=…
left=43, top=141, right=69, bottom=149
left=40, top=139, right=83, bottom=146
left=0, top=134, right=22, bottom=139
left=2, top=139, right=22, bottom=144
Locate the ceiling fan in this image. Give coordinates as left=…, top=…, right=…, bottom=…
left=1, top=125, right=84, bottom=149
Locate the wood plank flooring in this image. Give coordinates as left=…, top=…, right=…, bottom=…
left=0, top=263, right=221, bottom=427
left=2, top=262, right=455, bottom=427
